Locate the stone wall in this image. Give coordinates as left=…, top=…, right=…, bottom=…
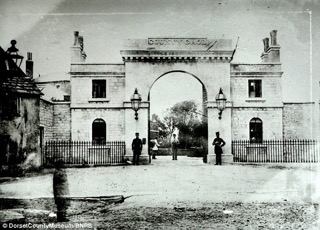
left=283, top=103, right=315, bottom=139
left=53, top=103, right=71, bottom=140
left=230, top=64, right=283, bottom=108
left=71, top=76, right=125, bottom=106
left=71, top=109, right=125, bottom=141
left=39, top=99, right=54, bottom=142
left=40, top=99, right=71, bottom=141
left=232, top=108, right=283, bottom=140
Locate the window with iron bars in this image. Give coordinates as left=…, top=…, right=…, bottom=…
left=248, top=80, right=262, bottom=98
left=92, top=80, right=106, bottom=98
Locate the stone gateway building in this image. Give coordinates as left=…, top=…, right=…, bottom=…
left=40, top=30, right=318, bottom=164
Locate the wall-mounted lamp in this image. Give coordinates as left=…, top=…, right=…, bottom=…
left=215, top=88, right=227, bottom=119
left=6, top=40, right=24, bottom=68
left=130, top=88, right=142, bottom=120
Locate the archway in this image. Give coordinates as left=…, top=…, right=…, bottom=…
left=148, top=71, right=208, bottom=162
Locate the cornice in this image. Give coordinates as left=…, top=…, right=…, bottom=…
left=120, top=50, right=234, bottom=62
left=70, top=72, right=125, bottom=77
left=231, top=71, right=283, bottom=77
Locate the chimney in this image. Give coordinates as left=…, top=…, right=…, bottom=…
left=261, top=38, right=269, bottom=62
left=270, top=30, right=277, bottom=46
left=261, top=30, right=280, bottom=63
left=268, top=30, right=280, bottom=62
left=263, top=38, right=269, bottom=52
left=71, top=31, right=86, bottom=63
left=26, top=52, right=33, bottom=78
left=74, top=31, right=79, bottom=46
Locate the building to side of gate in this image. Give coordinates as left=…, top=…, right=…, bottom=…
left=231, top=32, right=284, bottom=141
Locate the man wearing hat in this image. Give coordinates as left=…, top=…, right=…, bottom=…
left=212, top=132, right=226, bottom=165
left=132, top=132, right=143, bottom=165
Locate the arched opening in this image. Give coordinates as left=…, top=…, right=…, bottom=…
left=92, top=118, right=106, bottom=145
left=148, top=71, right=208, bottom=162
left=249, top=118, right=263, bottom=143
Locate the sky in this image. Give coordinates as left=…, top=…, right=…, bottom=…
left=0, top=0, right=319, bottom=117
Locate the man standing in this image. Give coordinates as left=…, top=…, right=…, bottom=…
left=212, top=132, right=226, bottom=165
left=132, top=132, right=143, bottom=165
left=171, top=134, right=179, bottom=160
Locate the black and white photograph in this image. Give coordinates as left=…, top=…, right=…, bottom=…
left=0, top=0, right=320, bottom=229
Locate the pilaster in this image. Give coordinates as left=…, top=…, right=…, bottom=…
left=207, top=102, right=233, bottom=164
left=124, top=101, right=150, bottom=164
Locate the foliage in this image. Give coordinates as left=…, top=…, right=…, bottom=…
left=150, top=100, right=208, bottom=149
left=150, top=114, right=168, bottom=138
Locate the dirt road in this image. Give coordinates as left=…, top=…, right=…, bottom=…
left=1, top=156, right=320, bottom=229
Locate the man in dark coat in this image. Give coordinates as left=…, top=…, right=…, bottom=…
left=132, top=132, right=143, bottom=165
left=212, top=132, right=226, bottom=165
left=53, top=160, right=70, bottom=222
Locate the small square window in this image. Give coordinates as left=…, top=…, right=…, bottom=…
left=92, top=80, right=106, bottom=98
left=0, top=96, right=21, bottom=120
left=63, top=95, right=70, bottom=101
left=248, top=80, right=262, bottom=98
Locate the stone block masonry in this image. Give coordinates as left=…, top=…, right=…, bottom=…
left=232, top=108, right=283, bottom=140
left=40, top=99, right=71, bottom=141
left=40, top=99, right=54, bottom=142
left=283, top=103, right=315, bottom=139
left=53, top=103, right=71, bottom=140
left=71, top=108, right=125, bottom=141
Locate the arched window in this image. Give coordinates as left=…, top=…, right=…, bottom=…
left=250, top=118, right=263, bottom=143
left=92, top=119, right=106, bottom=144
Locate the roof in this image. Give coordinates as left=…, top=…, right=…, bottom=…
left=34, top=72, right=70, bottom=83
left=40, top=84, right=69, bottom=101
left=0, top=46, right=41, bottom=96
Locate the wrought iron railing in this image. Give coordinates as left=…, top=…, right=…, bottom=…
left=42, top=141, right=126, bottom=167
left=232, top=140, right=320, bottom=163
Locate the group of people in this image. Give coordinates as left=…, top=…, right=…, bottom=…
left=150, top=133, right=179, bottom=161
left=131, top=132, right=178, bottom=165
left=132, top=131, right=226, bottom=165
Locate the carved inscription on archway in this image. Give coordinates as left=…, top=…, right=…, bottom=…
left=148, top=38, right=209, bottom=46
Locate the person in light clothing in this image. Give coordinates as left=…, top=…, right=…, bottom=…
left=151, top=137, right=160, bottom=159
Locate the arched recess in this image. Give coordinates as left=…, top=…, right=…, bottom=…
left=92, top=118, right=106, bottom=145
left=249, top=118, right=263, bottom=143
left=147, top=70, right=208, bottom=156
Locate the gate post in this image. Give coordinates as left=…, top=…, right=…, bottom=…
left=124, top=101, right=150, bottom=164
left=207, top=102, right=233, bottom=164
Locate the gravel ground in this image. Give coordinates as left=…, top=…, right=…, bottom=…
left=1, top=198, right=320, bottom=229
left=1, top=156, right=320, bottom=229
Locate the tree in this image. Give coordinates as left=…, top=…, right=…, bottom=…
left=163, top=100, right=205, bottom=148
left=150, top=114, right=169, bottom=139
left=150, top=101, right=208, bottom=149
